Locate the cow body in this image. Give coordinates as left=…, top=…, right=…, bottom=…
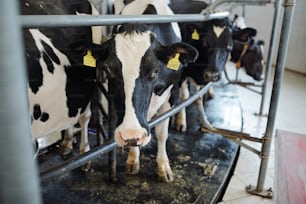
left=115, top=0, right=198, bottom=182
left=75, top=0, right=197, bottom=182
left=170, top=1, right=264, bottom=132
left=170, top=0, right=233, bottom=131
left=22, top=0, right=102, bottom=158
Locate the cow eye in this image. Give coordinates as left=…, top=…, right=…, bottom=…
left=103, top=64, right=113, bottom=78
left=150, top=68, right=160, bottom=81
left=227, top=42, right=233, bottom=51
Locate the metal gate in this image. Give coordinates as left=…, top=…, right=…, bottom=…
left=0, top=0, right=296, bottom=203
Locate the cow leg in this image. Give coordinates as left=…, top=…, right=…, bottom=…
left=175, top=79, right=189, bottom=132
left=78, top=105, right=92, bottom=171
left=126, top=146, right=140, bottom=175
left=195, top=87, right=216, bottom=131
left=156, top=103, right=173, bottom=182
left=60, top=127, right=74, bottom=155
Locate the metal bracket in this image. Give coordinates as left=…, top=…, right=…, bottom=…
left=246, top=185, right=273, bottom=199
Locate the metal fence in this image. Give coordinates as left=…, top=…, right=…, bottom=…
left=0, top=0, right=296, bottom=203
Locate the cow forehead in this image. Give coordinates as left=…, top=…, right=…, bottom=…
left=120, top=0, right=181, bottom=40
left=115, top=31, right=152, bottom=75
left=213, top=26, right=226, bottom=38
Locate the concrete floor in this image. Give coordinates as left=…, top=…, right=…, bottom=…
left=37, top=61, right=306, bottom=203
left=38, top=72, right=242, bottom=203
left=218, top=62, right=306, bottom=204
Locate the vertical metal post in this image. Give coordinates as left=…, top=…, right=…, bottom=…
left=246, top=0, right=296, bottom=198
left=242, top=5, right=246, bottom=17
left=0, top=0, right=41, bottom=204
left=258, top=0, right=282, bottom=115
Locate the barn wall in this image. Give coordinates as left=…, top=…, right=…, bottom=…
left=231, top=1, right=306, bottom=74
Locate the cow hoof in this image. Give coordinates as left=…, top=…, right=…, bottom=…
left=157, top=162, right=173, bottom=182
left=158, top=168, right=173, bottom=183
left=126, top=162, right=140, bottom=175
left=59, top=146, right=73, bottom=156
left=176, top=124, right=187, bottom=132
left=81, top=162, right=92, bottom=172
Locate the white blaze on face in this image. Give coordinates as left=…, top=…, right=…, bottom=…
left=115, top=31, right=152, bottom=130
left=213, top=26, right=226, bottom=38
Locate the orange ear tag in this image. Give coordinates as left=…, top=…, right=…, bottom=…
left=236, top=61, right=241, bottom=69
left=191, top=29, right=200, bottom=40
left=167, top=53, right=180, bottom=71
left=83, top=50, right=96, bottom=68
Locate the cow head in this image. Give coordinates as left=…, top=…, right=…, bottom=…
left=231, top=27, right=265, bottom=81
left=241, top=40, right=265, bottom=81
left=70, top=24, right=198, bottom=147
left=181, top=18, right=233, bottom=84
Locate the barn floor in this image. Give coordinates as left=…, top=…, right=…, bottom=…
left=37, top=81, right=243, bottom=204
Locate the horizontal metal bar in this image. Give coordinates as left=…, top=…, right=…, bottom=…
left=229, top=138, right=261, bottom=156
left=201, top=127, right=263, bottom=143
left=149, top=82, right=213, bottom=128
left=40, top=141, right=117, bottom=181
left=203, top=0, right=272, bottom=13
left=20, top=13, right=229, bottom=28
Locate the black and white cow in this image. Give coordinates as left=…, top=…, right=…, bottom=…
left=169, top=0, right=233, bottom=131
left=72, top=0, right=198, bottom=182
left=230, top=15, right=265, bottom=81
left=22, top=0, right=103, bottom=163
left=170, top=0, right=260, bottom=131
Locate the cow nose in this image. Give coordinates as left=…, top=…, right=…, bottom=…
left=116, top=129, right=148, bottom=147
left=204, top=71, right=220, bottom=82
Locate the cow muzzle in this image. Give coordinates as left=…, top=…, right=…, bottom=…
left=204, top=71, right=220, bottom=82
left=115, top=128, right=149, bottom=147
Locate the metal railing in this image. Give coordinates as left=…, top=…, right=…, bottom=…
left=0, top=0, right=295, bottom=203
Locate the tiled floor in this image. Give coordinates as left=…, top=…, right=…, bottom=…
left=217, top=62, right=306, bottom=204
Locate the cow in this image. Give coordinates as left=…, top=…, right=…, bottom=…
left=230, top=15, right=265, bottom=81
left=169, top=1, right=264, bottom=132
left=21, top=0, right=104, bottom=168
left=71, top=0, right=198, bottom=182
left=169, top=0, right=234, bottom=132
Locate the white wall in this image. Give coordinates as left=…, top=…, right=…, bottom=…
left=231, top=1, right=306, bottom=74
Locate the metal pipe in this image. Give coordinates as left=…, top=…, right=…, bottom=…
left=20, top=13, right=230, bottom=28
left=40, top=141, right=117, bottom=181
left=149, top=82, right=213, bottom=128
left=203, top=0, right=271, bottom=12
left=0, top=1, right=41, bottom=204
left=256, top=0, right=296, bottom=193
left=259, top=0, right=282, bottom=115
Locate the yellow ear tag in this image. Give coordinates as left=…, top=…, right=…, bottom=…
left=191, top=29, right=200, bottom=40
left=83, top=50, right=96, bottom=68
left=167, top=53, right=180, bottom=71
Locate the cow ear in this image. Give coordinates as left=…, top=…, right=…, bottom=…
left=257, top=40, right=265, bottom=46
left=239, top=27, right=257, bottom=41
left=157, top=43, right=198, bottom=67
left=143, top=4, right=158, bottom=15
left=68, top=41, right=92, bottom=56
left=69, top=40, right=109, bottom=60
left=172, top=43, right=198, bottom=65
